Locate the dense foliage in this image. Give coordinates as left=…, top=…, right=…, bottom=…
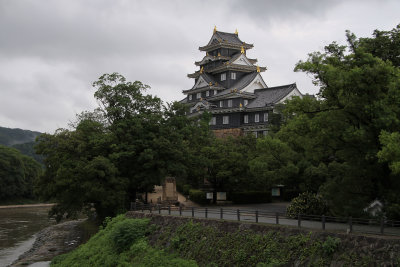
left=286, top=192, right=328, bottom=218
left=35, top=73, right=212, bottom=221
left=51, top=215, right=197, bottom=267
left=247, top=24, right=400, bottom=218
left=0, top=144, right=42, bottom=200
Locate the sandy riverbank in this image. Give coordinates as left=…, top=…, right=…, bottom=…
left=9, top=220, right=85, bottom=267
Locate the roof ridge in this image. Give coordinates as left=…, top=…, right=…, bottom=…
left=253, top=83, right=296, bottom=92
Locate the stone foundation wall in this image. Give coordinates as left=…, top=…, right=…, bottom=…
left=126, top=211, right=400, bottom=265
left=212, top=128, right=243, bottom=138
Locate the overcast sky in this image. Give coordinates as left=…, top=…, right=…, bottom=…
left=0, top=0, right=399, bottom=133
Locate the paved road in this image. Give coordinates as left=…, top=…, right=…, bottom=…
left=138, top=206, right=400, bottom=237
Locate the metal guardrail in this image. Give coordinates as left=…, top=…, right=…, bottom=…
left=130, top=203, right=400, bottom=236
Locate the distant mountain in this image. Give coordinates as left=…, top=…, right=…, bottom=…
left=0, top=126, right=42, bottom=146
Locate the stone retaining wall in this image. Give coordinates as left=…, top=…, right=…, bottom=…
left=126, top=211, right=400, bottom=265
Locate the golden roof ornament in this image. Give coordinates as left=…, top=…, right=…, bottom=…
left=218, top=52, right=221, bottom=57
left=241, top=46, right=245, bottom=54
left=200, top=66, right=204, bottom=74
left=206, top=52, right=209, bottom=56
left=209, top=82, right=212, bottom=86
left=213, top=26, right=217, bottom=34
left=239, top=103, right=243, bottom=108
left=256, top=65, right=260, bottom=73
left=235, top=29, right=238, bottom=35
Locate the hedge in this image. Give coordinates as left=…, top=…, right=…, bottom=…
left=230, top=191, right=271, bottom=204
left=189, top=189, right=209, bottom=205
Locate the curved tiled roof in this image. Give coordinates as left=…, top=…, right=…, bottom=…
left=246, top=83, right=298, bottom=108
left=214, top=31, right=243, bottom=45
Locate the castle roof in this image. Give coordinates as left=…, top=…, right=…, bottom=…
left=246, top=83, right=300, bottom=108
left=199, top=31, right=253, bottom=52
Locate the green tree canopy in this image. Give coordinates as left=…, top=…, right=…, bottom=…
left=35, top=73, right=211, bottom=221
left=0, top=144, right=42, bottom=200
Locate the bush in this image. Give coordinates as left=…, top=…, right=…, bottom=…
left=109, top=218, right=149, bottom=252
left=183, top=184, right=192, bottom=196
left=322, top=236, right=341, bottom=255
left=286, top=192, right=328, bottom=218
left=230, top=191, right=271, bottom=204
left=189, top=189, right=209, bottom=205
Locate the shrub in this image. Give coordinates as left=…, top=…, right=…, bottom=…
left=230, top=191, right=271, bottom=204
left=189, top=189, right=209, bottom=204
left=109, top=218, right=149, bottom=252
left=183, top=184, right=192, bottom=196
left=322, top=236, right=341, bottom=255
left=286, top=192, right=328, bottom=218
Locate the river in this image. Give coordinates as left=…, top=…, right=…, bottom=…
left=0, top=205, right=55, bottom=267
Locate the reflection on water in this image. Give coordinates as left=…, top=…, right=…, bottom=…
left=0, top=206, right=55, bottom=266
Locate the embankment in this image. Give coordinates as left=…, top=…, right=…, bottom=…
left=127, top=211, right=400, bottom=266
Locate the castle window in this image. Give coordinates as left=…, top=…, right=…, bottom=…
left=255, top=113, right=259, bottom=122
left=206, top=90, right=210, bottom=97
left=221, top=73, right=226, bottom=81
left=219, top=101, right=223, bottom=108
left=264, top=112, right=269, bottom=121
left=197, top=92, right=201, bottom=99
left=228, top=99, right=232, bottom=107
left=189, top=95, right=192, bottom=101
left=244, top=99, right=248, bottom=106
left=231, top=72, right=236, bottom=80
left=223, top=116, right=229, bottom=124
left=214, top=90, right=218, bottom=95
left=244, top=115, right=248, bottom=124
left=209, top=116, right=216, bottom=125
left=263, top=130, right=268, bottom=136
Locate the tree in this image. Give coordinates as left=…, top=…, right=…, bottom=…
left=35, top=117, right=126, bottom=221
left=283, top=24, right=400, bottom=216
left=200, top=135, right=257, bottom=203
left=35, top=73, right=212, bottom=221
left=0, top=144, right=42, bottom=200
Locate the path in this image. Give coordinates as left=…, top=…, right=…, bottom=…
left=136, top=206, right=400, bottom=237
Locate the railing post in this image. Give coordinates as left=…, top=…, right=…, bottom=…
left=298, top=214, right=301, bottom=228
left=141, top=204, right=143, bottom=212
left=237, top=209, right=240, bottom=221
left=205, top=208, right=208, bottom=218
left=275, top=212, right=279, bottom=225
left=179, top=205, right=182, bottom=216
left=255, top=210, right=258, bottom=223
left=149, top=204, right=152, bottom=213
left=380, top=218, right=384, bottom=235
left=158, top=205, right=161, bottom=214
left=133, top=202, right=137, bottom=211
left=191, top=207, right=194, bottom=217
left=220, top=208, right=223, bottom=220
left=168, top=205, right=171, bottom=215
left=348, top=217, right=352, bottom=233
left=322, top=215, right=326, bottom=230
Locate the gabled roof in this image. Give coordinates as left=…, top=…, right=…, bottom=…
left=199, top=31, right=253, bottom=51
left=213, top=31, right=243, bottom=45
left=246, top=83, right=300, bottom=108
left=206, top=72, right=259, bottom=100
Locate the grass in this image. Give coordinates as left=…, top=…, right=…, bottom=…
left=50, top=215, right=197, bottom=267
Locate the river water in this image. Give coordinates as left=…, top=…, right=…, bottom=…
left=0, top=205, right=55, bottom=267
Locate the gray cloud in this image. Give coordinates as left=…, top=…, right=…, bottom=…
left=0, top=0, right=398, bottom=132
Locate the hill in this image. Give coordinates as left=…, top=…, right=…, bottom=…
left=0, top=126, right=42, bottom=146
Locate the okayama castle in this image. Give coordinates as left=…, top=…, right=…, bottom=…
left=180, top=27, right=304, bottom=138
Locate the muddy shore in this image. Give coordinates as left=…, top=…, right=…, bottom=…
left=10, top=220, right=85, bottom=267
